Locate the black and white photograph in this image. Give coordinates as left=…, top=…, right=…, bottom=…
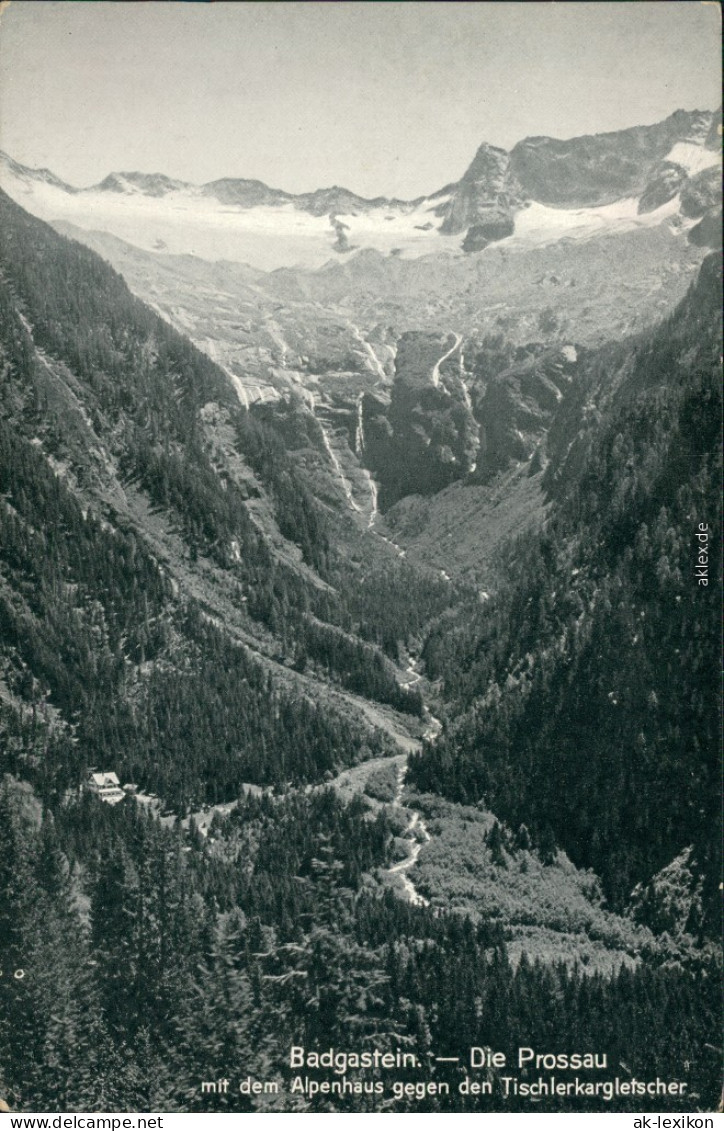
left=0, top=0, right=721, bottom=1117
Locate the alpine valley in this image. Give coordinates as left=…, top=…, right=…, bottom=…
left=0, top=108, right=721, bottom=1114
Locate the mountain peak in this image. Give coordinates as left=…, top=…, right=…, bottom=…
left=0, top=150, right=77, bottom=194
left=97, top=171, right=186, bottom=196
left=460, top=142, right=509, bottom=184
left=0, top=108, right=719, bottom=269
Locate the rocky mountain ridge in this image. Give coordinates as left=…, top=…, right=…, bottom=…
left=1, top=108, right=718, bottom=268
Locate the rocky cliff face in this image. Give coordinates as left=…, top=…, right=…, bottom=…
left=439, top=108, right=720, bottom=249
left=362, top=332, right=478, bottom=509
left=680, top=162, right=722, bottom=247
left=440, top=143, right=519, bottom=240
left=510, top=110, right=711, bottom=206
left=472, top=345, right=580, bottom=480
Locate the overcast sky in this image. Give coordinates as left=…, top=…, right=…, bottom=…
left=0, top=1, right=720, bottom=197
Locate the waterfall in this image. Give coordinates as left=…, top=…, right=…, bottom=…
left=354, top=394, right=366, bottom=455
left=318, top=421, right=360, bottom=513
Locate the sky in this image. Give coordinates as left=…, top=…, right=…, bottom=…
left=0, top=1, right=720, bottom=198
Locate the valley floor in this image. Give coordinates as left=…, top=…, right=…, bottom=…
left=327, top=749, right=657, bottom=974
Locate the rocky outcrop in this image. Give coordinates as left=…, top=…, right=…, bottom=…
left=629, top=847, right=704, bottom=938
left=439, top=143, right=519, bottom=250
left=98, top=171, right=186, bottom=197
left=362, top=332, right=478, bottom=508
left=680, top=166, right=721, bottom=248
left=508, top=109, right=713, bottom=207
left=637, top=162, right=688, bottom=214
left=437, top=108, right=719, bottom=252
left=472, top=345, right=580, bottom=480
left=703, top=105, right=722, bottom=150
left=461, top=215, right=515, bottom=252
left=680, top=165, right=721, bottom=218
left=688, top=210, right=722, bottom=248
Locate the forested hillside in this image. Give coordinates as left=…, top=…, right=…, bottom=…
left=0, top=192, right=720, bottom=1114
left=2, top=773, right=720, bottom=1113
left=410, top=253, right=722, bottom=925
left=0, top=189, right=455, bottom=808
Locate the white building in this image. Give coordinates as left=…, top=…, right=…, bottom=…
left=86, top=771, right=125, bottom=804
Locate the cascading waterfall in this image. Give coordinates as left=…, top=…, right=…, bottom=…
left=354, top=393, right=366, bottom=455
left=318, top=420, right=361, bottom=513
left=366, top=473, right=379, bottom=529
left=431, top=331, right=462, bottom=388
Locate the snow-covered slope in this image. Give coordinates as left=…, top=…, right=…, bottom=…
left=510, top=195, right=683, bottom=244
left=0, top=108, right=718, bottom=270
left=664, top=141, right=720, bottom=177
left=0, top=154, right=455, bottom=270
